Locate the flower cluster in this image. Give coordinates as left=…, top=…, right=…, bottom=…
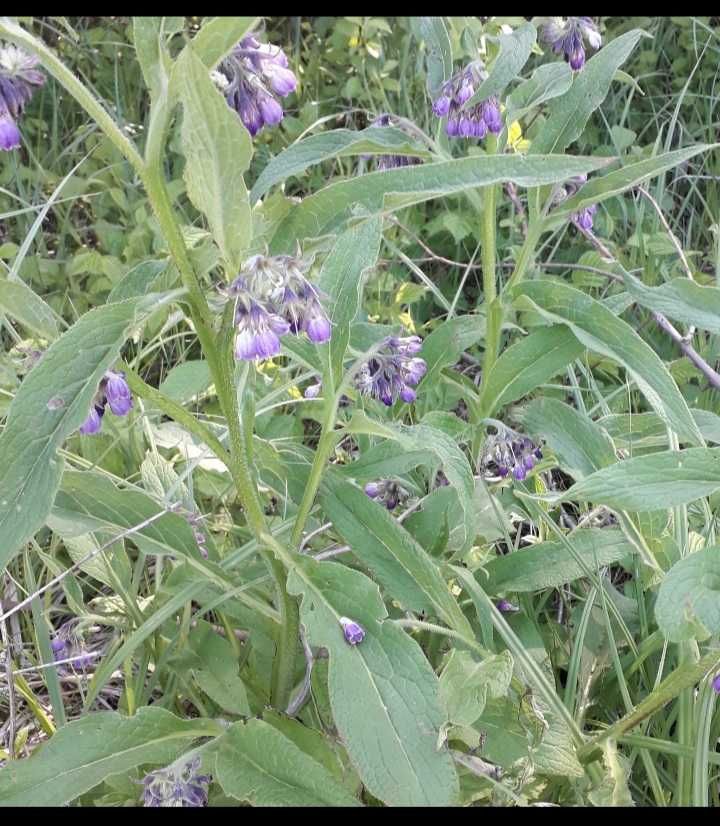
left=480, top=424, right=543, bottom=482
left=339, top=616, right=365, bottom=646
left=185, top=511, right=209, bottom=559
left=0, top=43, right=45, bottom=151
left=79, top=370, right=133, bottom=435
left=541, top=17, right=602, bottom=71
left=431, top=63, right=502, bottom=140
left=50, top=622, right=99, bottom=673
left=142, top=756, right=211, bottom=808
left=367, top=114, right=423, bottom=171
left=553, top=173, right=599, bottom=232
left=355, top=335, right=426, bottom=406
left=364, top=479, right=407, bottom=511
left=214, top=34, right=297, bottom=137
left=228, top=253, right=331, bottom=362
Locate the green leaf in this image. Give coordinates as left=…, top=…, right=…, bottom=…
left=518, top=397, right=617, bottom=479
left=563, top=448, right=720, bottom=511
left=531, top=29, right=645, bottom=154
left=269, top=153, right=613, bottom=252
left=215, top=719, right=361, bottom=806
left=479, top=326, right=584, bottom=416
left=0, top=277, right=59, bottom=340
left=0, top=707, right=221, bottom=806
left=481, top=528, right=633, bottom=594
left=656, top=546, right=720, bottom=641
left=285, top=555, right=459, bottom=806
left=250, top=127, right=430, bottom=204
left=622, top=269, right=720, bottom=334
left=467, top=22, right=537, bottom=106
left=550, top=145, right=719, bottom=223
left=319, top=217, right=383, bottom=385
left=320, top=476, right=473, bottom=635
left=107, top=259, right=174, bottom=303
left=177, top=46, right=252, bottom=272
left=188, top=623, right=250, bottom=715
left=419, top=314, right=486, bottom=391
left=514, top=280, right=703, bottom=445
left=440, top=650, right=513, bottom=727
left=158, top=359, right=212, bottom=404
left=505, top=62, right=573, bottom=125
left=0, top=293, right=178, bottom=571
left=410, top=17, right=453, bottom=97
left=132, top=17, right=171, bottom=100
left=188, top=16, right=258, bottom=70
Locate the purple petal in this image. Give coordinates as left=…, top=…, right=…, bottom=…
left=0, top=113, right=20, bottom=151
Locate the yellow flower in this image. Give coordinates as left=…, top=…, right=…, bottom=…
left=508, top=120, right=530, bottom=153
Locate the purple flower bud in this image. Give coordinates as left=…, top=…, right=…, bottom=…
left=104, top=370, right=133, bottom=416
left=258, top=93, right=283, bottom=126
left=339, top=616, right=366, bottom=645
left=445, top=117, right=460, bottom=137
left=364, top=482, right=380, bottom=498
left=305, top=311, right=331, bottom=344
left=455, top=79, right=474, bottom=105
left=51, top=637, right=66, bottom=655
left=497, top=465, right=509, bottom=477
left=385, top=495, right=398, bottom=510
left=265, top=63, right=297, bottom=97
left=432, top=94, right=451, bottom=117
left=79, top=404, right=104, bottom=435
left=534, top=447, right=543, bottom=460
left=0, top=113, right=20, bottom=151
left=569, top=46, right=586, bottom=71
left=523, top=454, right=536, bottom=471
left=571, top=204, right=598, bottom=231
left=304, top=381, right=322, bottom=399
left=712, top=673, right=720, bottom=693
left=482, top=99, right=503, bottom=134
left=496, top=599, right=520, bottom=614
left=512, top=465, right=527, bottom=481
left=234, top=299, right=290, bottom=361
left=399, top=385, right=416, bottom=404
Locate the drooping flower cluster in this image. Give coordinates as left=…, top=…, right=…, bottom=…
left=50, top=621, right=99, bottom=673
left=78, top=370, right=133, bottom=435
left=142, top=756, right=211, bottom=808
left=367, top=113, right=423, bottom=171
left=213, top=34, right=297, bottom=137
left=480, top=424, right=543, bottom=482
left=339, top=616, right=365, bottom=646
left=541, top=17, right=602, bottom=71
left=355, top=335, right=427, bottom=406
left=227, top=253, right=331, bottom=362
left=364, top=479, right=407, bottom=511
left=553, top=173, right=599, bottom=232
left=431, top=62, right=502, bottom=140
left=0, top=43, right=45, bottom=151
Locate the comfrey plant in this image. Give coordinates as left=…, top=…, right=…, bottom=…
left=0, top=42, right=44, bottom=150
left=541, top=17, right=602, bottom=70
left=1, top=15, right=718, bottom=809
left=213, top=33, right=297, bottom=136
left=431, top=61, right=502, bottom=139
left=78, top=370, right=133, bottom=434
left=355, top=335, right=427, bottom=405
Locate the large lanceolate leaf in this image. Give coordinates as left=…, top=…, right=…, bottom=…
left=418, top=314, right=486, bottom=391
left=0, top=293, right=178, bottom=570
left=505, top=62, right=573, bottom=125
left=467, top=22, right=536, bottom=106
left=0, top=278, right=60, bottom=340
left=518, top=398, right=617, bottom=480
left=320, top=477, right=472, bottom=636
left=478, top=325, right=584, bottom=416
left=177, top=47, right=252, bottom=272
left=655, top=547, right=720, bottom=642
left=250, top=128, right=430, bottom=204
left=215, top=719, right=361, bottom=807
left=188, top=16, right=258, bottom=70
left=343, top=413, right=476, bottom=550
left=622, top=269, right=720, bottom=334
left=108, top=259, right=174, bottom=303
left=0, top=707, right=221, bottom=806
left=285, top=556, right=459, bottom=806
left=531, top=28, right=645, bottom=154
left=482, top=529, right=633, bottom=594
left=318, top=217, right=383, bottom=384
left=269, top=153, right=613, bottom=252
left=564, top=448, right=720, bottom=511
left=549, top=145, right=718, bottom=225
left=514, top=281, right=703, bottom=445
left=410, top=17, right=453, bottom=97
